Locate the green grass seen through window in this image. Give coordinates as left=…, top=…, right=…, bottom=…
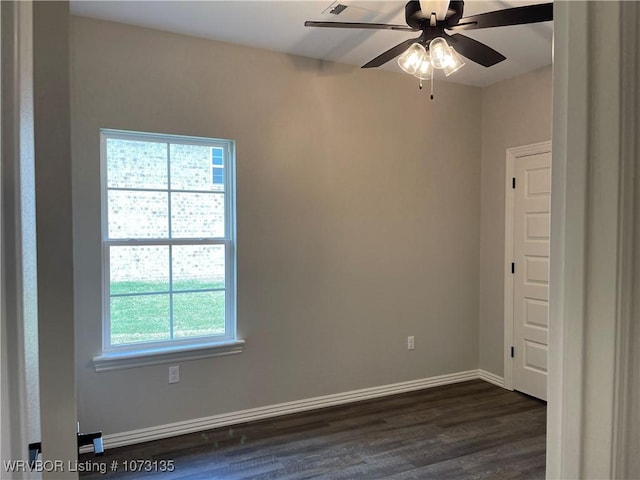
left=110, top=280, right=225, bottom=345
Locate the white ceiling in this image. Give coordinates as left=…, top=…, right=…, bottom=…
left=70, top=0, right=553, bottom=87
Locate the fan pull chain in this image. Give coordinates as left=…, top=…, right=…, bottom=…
left=430, top=75, right=434, bottom=100
left=418, top=79, right=423, bottom=90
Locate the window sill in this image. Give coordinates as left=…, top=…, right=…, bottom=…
left=92, top=339, right=245, bottom=372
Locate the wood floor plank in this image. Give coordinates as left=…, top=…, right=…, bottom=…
left=80, top=380, right=546, bottom=479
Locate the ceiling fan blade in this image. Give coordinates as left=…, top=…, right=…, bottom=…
left=304, top=21, right=417, bottom=32
left=448, top=3, right=552, bottom=31
left=362, top=37, right=420, bottom=68
left=446, top=34, right=506, bottom=67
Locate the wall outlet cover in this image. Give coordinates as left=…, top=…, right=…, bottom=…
left=168, top=365, right=180, bottom=384
left=407, top=336, right=415, bottom=350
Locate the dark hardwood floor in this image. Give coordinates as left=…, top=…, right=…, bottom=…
left=79, top=380, right=546, bottom=479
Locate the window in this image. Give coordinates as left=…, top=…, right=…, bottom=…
left=99, top=129, right=238, bottom=360
left=212, top=148, right=224, bottom=185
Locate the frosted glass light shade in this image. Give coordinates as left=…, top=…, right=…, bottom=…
left=397, top=43, right=427, bottom=75
left=428, top=37, right=451, bottom=69
left=443, top=47, right=465, bottom=76
left=413, top=55, right=432, bottom=80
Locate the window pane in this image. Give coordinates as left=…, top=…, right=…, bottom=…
left=110, top=294, right=170, bottom=345
left=212, top=149, right=224, bottom=166
left=173, top=291, right=225, bottom=339
left=108, top=191, right=168, bottom=239
left=106, top=138, right=167, bottom=189
left=170, top=144, right=222, bottom=192
left=171, top=193, right=224, bottom=238
left=172, top=245, right=225, bottom=291
left=212, top=168, right=224, bottom=185
left=110, top=246, right=169, bottom=295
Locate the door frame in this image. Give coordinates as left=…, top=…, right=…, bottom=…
left=1, top=0, right=35, bottom=467
left=503, top=140, right=552, bottom=392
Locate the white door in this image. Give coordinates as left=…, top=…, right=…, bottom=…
left=511, top=149, right=551, bottom=401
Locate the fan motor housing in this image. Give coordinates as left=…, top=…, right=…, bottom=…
left=405, top=0, right=464, bottom=29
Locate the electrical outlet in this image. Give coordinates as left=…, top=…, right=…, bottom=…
left=407, top=336, right=415, bottom=350
left=168, top=365, right=180, bottom=384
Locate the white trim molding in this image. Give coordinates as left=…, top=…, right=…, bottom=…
left=549, top=2, right=640, bottom=478
left=81, top=369, right=502, bottom=453
left=547, top=2, right=589, bottom=477
left=612, top=3, right=640, bottom=478
left=478, top=369, right=505, bottom=388
left=92, top=339, right=245, bottom=372
left=503, top=141, right=551, bottom=393
left=1, top=0, right=38, bottom=471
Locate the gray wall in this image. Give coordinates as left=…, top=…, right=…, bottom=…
left=34, top=2, right=78, bottom=473
left=479, top=66, right=553, bottom=376
left=71, top=17, right=482, bottom=434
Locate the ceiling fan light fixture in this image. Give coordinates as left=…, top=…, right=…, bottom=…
left=413, top=55, right=432, bottom=80
left=428, top=37, right=452, bottom=70
left=306, top=1, right=554, bottom=80
left=443, top=46, right=465, bottom=76
left=397, top=42, right=427, bottom=75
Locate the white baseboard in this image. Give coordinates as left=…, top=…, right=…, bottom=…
left=81, top=369, right=504, bottom=453
left=478, top=369, right=505, bottom=388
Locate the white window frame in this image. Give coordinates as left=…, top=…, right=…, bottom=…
left=93, top=129, right=243, bottom=371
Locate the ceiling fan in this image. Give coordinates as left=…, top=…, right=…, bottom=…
left=304, top=1, right=553, bottom=72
